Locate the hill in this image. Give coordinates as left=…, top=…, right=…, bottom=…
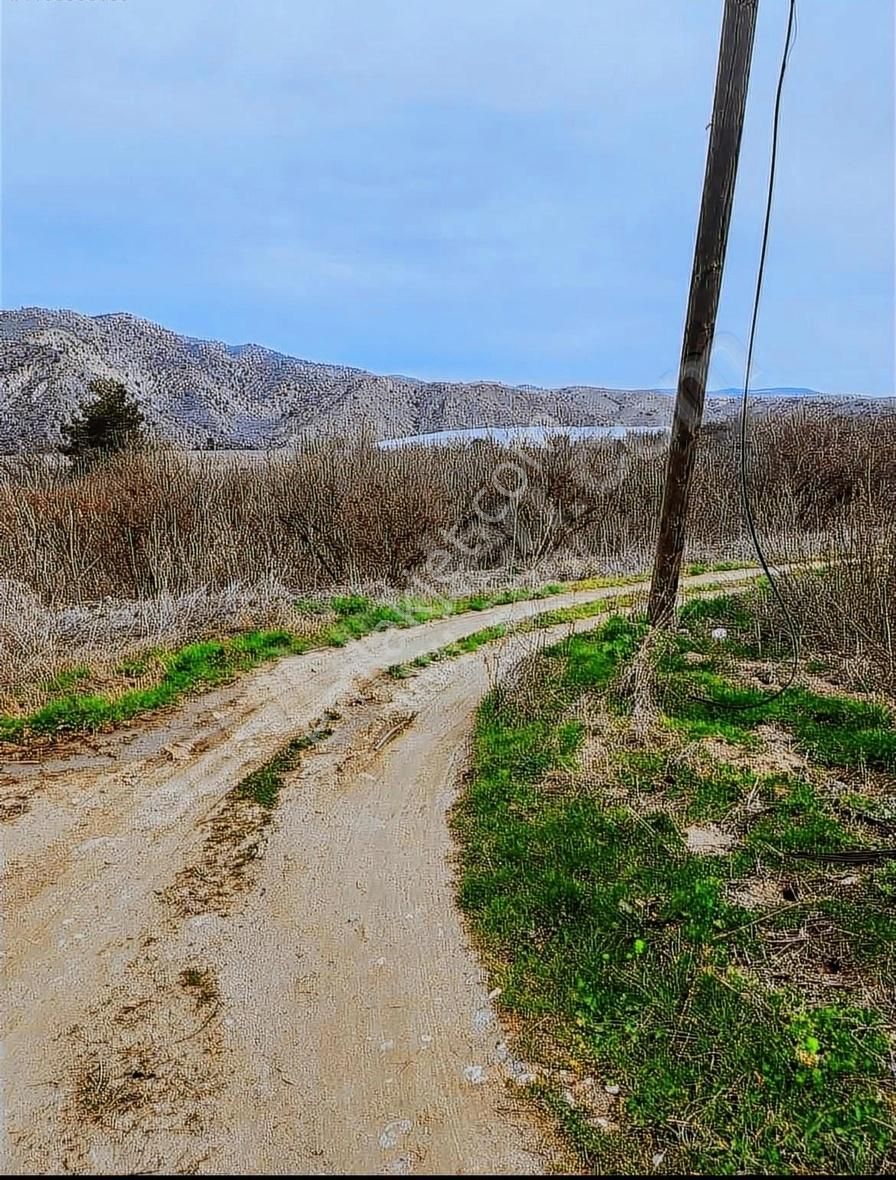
left=1, top=307, right=891, bottom=451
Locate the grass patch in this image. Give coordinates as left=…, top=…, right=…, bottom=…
left=0, top=569, right=764, bottom=745
left=0, top=577, right=637, bottom=743
left=452, top=613, right=896, bottom=1174
left=235, top=728, right=331, bottom=809
left=685, top=559, right=756, bottom=577
left=385, top=582, right=750, bottom=681
left=40, top=665, right=92, bottom=695
left=667, top=673, right=896, bottom=772
left=0, top=629, right=305, bottom=743
left=167, top=724, right=333, bottom=916
left=388, top=594, right=640, bottom=679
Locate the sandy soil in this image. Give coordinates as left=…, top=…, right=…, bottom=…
left=1, top=570, right=758, bottom=1175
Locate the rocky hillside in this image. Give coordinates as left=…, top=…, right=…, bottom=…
left=1, top=307, right=891, bottom=451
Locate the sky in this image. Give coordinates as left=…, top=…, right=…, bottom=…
left=1, top=0, right=893, bottom=394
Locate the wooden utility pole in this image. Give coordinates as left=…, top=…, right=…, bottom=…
left=647, top=0, right=759, bottom=624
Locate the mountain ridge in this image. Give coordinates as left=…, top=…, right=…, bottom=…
left=1, top=307, right=891, bottom=451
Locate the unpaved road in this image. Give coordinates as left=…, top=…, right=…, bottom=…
left=1, top=571, right=757, bottom=1175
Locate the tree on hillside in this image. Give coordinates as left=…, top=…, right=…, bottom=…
left=60, top=378, right=147, bottom=466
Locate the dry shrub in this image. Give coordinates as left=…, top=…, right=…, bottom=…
left=0, top=407, right=893, bottom=696
left=756, top=522, right=896, bottom=694
left=3, top=412, right=892, bottom=607
left=0, top=578, right=61, bottom=694
left=490, top=643, right=569, bottom=722
left=0, top=578, right=297, bottom=711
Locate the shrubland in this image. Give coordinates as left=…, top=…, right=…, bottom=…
left=0, top=408, right=892, bottom=707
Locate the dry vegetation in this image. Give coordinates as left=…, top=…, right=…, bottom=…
left=0, top=408, right=893, bottom=704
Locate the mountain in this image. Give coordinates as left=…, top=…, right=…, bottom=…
left=708, top=386, right=820, bottom=397
left=0, top=308, right=891, bottom=451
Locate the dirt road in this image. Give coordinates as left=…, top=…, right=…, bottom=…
left=1, top=571, right=757, bottom=1175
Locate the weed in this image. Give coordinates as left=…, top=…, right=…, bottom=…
left=178, top=965, right=219, bottom=1010
left=452, top=612, right=896, bottom=1173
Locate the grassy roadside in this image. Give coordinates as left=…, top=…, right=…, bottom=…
left=0, top=584, right=568, bottom=743
left=386, top=593, right=639, bottom=678
left=385, top=579, right=750, bottom=680
left=0, top=564, right=756, bottom=746
left=451, top=606, right=896, bottom=1174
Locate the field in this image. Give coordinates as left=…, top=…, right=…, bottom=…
left=2, top=406, right=895, bottom=1174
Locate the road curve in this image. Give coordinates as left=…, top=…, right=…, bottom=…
left=1, top=569, right=760, bottom=1175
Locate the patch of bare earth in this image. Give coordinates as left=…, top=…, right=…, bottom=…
left=685, top=823, right=736, bottom=856
left=62, top=954, right=226, bottom=1175
left=701, top=723, right=809, bottom=777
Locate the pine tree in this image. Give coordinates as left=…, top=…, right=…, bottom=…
left=60, top=379, right=147, bottom=466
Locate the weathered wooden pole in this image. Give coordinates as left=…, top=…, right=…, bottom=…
left=648, top=0, right=759, bottom=624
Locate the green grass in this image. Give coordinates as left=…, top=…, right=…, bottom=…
left=388, top=593, right=640, bottom=678
left=686, top=559, right=756, bottom=577
left=0, top=567, right=763, bottom=745
left=744, top=779, right=860, bottom=858
left=452, top=614, right=896, bottom=1174
left=589, top=598, right=896, bottom=772
left=665, top=674, right=896, bottom=772
left=38, top=665, right=92, bottom=695
left=389, top=623, right=513, bottom=677
left=235, top=726, right=332, bottom=809
left=0, top=629, right=305, bottom=743
left=386, top=580, right=751, bottom=682
left=615, top=750, right=761, bottom=823
left=450, top=583, right=565, bottom=612
left=0, top=577, right=642, bottom=743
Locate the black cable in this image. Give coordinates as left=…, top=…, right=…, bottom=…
left=694, top=0, right=802, bottom=715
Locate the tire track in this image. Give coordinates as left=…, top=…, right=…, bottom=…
left=1, top=570, right=762, bottom=1174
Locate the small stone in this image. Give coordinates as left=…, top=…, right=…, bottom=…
left=472, top=1006, right=493, bottom=1031
left=378, top=1119, right=412, bottom=1149
left=605, top=1083, right=620, bottom=1095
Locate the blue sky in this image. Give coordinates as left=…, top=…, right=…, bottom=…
left=2, top=0, right=893, bottom=393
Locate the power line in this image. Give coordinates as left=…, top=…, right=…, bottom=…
left=726, top=0, right=801, bottom=711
